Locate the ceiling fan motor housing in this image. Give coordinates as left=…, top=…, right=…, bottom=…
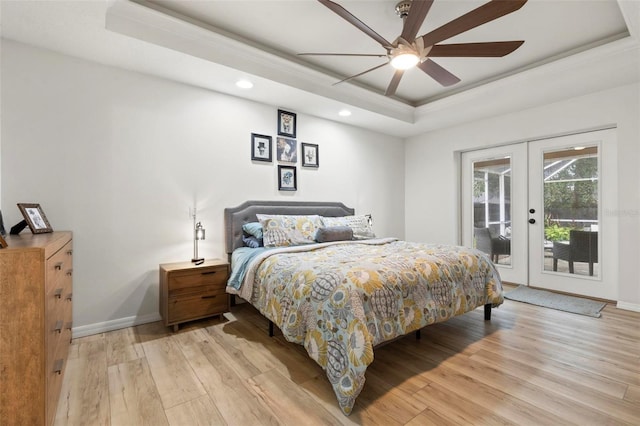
left=395, top=1, right=412, bottom=19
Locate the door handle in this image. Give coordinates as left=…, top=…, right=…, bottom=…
left=529, top=218, right=536, bottom=224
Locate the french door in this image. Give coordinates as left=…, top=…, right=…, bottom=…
left=461, top=129, right=618, bottom=300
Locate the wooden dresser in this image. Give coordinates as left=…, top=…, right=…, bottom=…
left=0, top=231, right=73, bottom=426
left=159, top=259, right=229, bottom=331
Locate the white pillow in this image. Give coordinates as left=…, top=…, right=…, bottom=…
left=322, top=215, right=375, bottom=240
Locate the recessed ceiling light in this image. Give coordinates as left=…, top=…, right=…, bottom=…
left=338, top=109, right=351, bottom=117
left=236, top=80, right=253, bottom=89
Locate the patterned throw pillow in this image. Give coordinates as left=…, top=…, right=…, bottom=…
left=322, top=215, right=375, bottom=240
left=257, top=214, right=324, bottom=247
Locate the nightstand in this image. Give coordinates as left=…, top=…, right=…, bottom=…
left=159, top=259, right=230, bottom=331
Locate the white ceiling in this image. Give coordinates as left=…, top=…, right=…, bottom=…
left=142, top=0, right=629, bottom=104
left=1, top=1, right=639, bottom=138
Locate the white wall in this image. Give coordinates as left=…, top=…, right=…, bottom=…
left=1, top=41, right=404, bottom=335
left=405, top=83, right=640, bottom=308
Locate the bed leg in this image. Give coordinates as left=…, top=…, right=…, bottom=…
left=230, top=294, right=236, bottom=307
left=415, top=329, right=421, bottom=340
left=269, top=321, right=274, bottom=337
left=484, top=304, right=492, bottom=321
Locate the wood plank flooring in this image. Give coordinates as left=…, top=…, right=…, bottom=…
left=55, top=295, right=640, bottom=425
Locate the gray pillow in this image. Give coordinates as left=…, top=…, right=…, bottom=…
left=315, top=226, right=353, bottom=243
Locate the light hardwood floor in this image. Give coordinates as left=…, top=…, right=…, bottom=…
left=55, top=296, right=640, bottom=425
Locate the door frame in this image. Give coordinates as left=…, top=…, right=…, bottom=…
left=527, top=129, right=618, bottom=300
left=459, top=128, right=618, bottom=300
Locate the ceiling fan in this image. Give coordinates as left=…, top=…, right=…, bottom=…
left=299, top=0, right=528, bottom=97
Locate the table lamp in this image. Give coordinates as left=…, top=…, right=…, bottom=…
left=191, top=211, right=205, bottom=263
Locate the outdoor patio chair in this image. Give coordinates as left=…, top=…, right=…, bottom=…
left=474, top=227, right=511, bottom=263
left=552, top=230, right=598, bottom=276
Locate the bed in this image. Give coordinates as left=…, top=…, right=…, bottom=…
left=224, top=200, right=504, bottom=415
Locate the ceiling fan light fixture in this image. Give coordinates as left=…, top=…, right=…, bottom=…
left=390, top=52, right=419, bottom=70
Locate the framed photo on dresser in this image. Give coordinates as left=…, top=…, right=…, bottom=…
left=17, top=203, right=53, bottom=234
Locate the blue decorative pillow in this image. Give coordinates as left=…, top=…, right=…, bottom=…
left=242, top=222, right=263, bottom=239
left=242, top=235, right=263, bottom=248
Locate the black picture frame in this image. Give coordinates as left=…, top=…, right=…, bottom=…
left=278, top=165, right=297, bottom=191
left=277, top=109, right=297, bottom=138
left=251, top=133, right=272, bottom=162
left=17, top=203, right=53, bottom=234
left=276, top=137, right=298, bottom=163
left=301, top=143, right=319, bottom=168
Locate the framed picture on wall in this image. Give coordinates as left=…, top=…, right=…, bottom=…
left=251, top=133, right=272, bottom=162
left=17, top=203, right=53, bottom=234
left=276, top=137, right=297, bottom=163
left=301, top=143, right=319, bottom=168
left=278, top=165, right=297, bottom=191
left=277, top=109, right=297, bottom=138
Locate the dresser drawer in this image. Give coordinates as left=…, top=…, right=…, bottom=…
left=46, top=298, right=72, bottom=376
left=168, top=288, right=228, bottom=323
left=46, top=241, right=73, bottom=293
left=168, top=265, right=227, bottom=296
left=46, top=341, right=69, bottom=426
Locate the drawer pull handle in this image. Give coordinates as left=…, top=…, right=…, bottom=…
left=202, top=295, right=218, bottom=300
left=66, top=293, right=73, bottom=301
left=67, top=249, right=73, bottom=256
left=54, top=320, right=63, bottom=333
left=201, top=271, right=217, bottom=276
left=53, top=359, right=64, bottom=375
left=54, top=288, right=63, bottom=299
left=66, top=270, right=73, bottom=277
left=66, top=321, right=73, bottom=330
left=54, top=262, right=63, bottom=270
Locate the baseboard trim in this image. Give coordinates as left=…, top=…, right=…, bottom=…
left=616, top=301, right=640, bottom=313
left=72, top=312, right=162, bottom=338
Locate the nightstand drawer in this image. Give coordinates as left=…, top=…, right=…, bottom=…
left=168, top=266, right=227, bottom=296
left=168, top=289, right=228, bottom=323
left=160, top=259, right=230, bottom=331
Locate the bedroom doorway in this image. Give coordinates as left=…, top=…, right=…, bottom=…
left=461, top=129, right=618, bottom=300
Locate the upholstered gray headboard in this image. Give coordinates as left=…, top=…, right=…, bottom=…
left=224, top=200, right=355, bottom=255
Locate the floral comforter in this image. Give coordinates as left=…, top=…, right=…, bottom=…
left=236, top=238, right=503, bottom=415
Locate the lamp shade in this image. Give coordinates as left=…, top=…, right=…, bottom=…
left=195, top=222, right=205, bottom=240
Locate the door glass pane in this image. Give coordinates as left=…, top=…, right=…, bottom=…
left=543, top=146, right=599, bottom=277
left=472, top=157, right=511, bottom=265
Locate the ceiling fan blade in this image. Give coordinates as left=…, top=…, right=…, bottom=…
left=400, top=0, right=434, bottom=42
left=332, top=62, right=389, bottom=85
left=318, top=0, right=392, bottom=48
left=385, top=70, right=405, bottom=97
left=298, top=53, right=387, bottom=57
left=418, top=59, right=461, bottom=86
left=420, top=0, right=527, bottom=47
left=430, top=41, right=524, bottom=57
